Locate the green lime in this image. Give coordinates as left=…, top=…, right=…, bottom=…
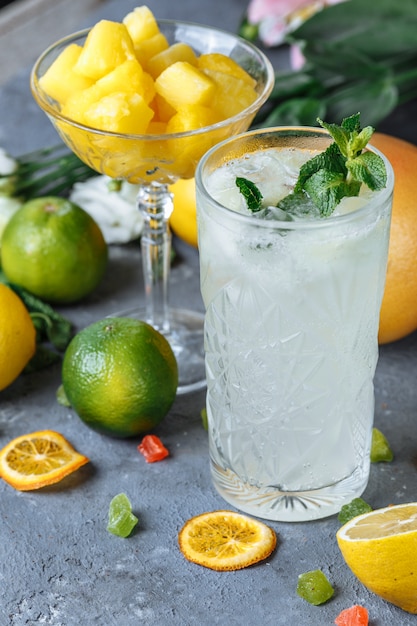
left=296, top=569, right=334, bottom=606
left=1, top=196, right=107, bottom=304
left=62, top=317, right=178, bottom=438
left=338, top=498, right=373, bottom=525
left=107, top=493, right=138, bottom=538
left=370, top=427, right=394, bottom=462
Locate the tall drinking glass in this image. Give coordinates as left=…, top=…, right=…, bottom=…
left=196, top=127, right=394, bottom=521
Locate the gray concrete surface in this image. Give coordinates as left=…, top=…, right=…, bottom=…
left=1, top=1, right=417, bottom=625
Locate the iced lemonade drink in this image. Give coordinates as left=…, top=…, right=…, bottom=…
left=196, top=125, right=393, bottom=521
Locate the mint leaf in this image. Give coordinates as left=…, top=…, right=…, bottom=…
left=236, top=177, right=263, bottom=212
left=235, top=113, right=387, bottom=218
left=347, top=151, right=387, bottom=191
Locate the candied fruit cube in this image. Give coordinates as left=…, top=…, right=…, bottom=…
left=123, top=5, right=160, bottom=44
left=82, top=92, right=154, bottom=134
left=147, top=42, right=198, bottom=79
left=74, top=20, right=136, bottom=80
left=155, top=62, right=215, bottom=110
left=39, top=43, right=94, bottom=105
left=197, top=53, right=256, bottom=87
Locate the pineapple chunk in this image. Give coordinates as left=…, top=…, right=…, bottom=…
left=166, top=105, right=218, bottom=133
left=147, top=42, right=198, bottom=79
left=147, top=120, right=168, bottom=134
left=197, top=53, right=256, bottom=87
left=62, top=85, right=103, bottom=125
left=74, top=20, right=136, bottom=80
left=93, top=59, right=155, bottom=103
left=82, top=92, right=154, bottom=134
left=95, top=59, right=144, bottom=96
left=202, top=69, right=258, bottom=119
left=39, top=43, right=94, bottom=104
left=134, top=32, right=169, bottom=69
left=155, top=62, right=215, bottom=110
left=123, top=5, right=160, bottom=44
left=152, top=93, right=176, bottom=122
left=166, top=106, right=220, bottom=179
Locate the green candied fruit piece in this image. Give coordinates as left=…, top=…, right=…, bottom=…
left=338, top=498, right=373, bottom=525
left=296, top=569, right=334, bottom=605
left=370, top=427, right=394, bottom=463
left=107, top=493, right=138, bottom=538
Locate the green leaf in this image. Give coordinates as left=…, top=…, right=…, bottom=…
left=347, top=152, right=387, bottom=191
left=236, top=177, right=263, bottom=212
left=260, top=98, right=326, bottom=128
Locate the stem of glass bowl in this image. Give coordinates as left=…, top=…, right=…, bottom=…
left=138, top=182, right=173, bottom=333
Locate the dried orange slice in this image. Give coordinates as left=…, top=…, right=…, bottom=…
left=178, top=510, right=277, bottom=571
left=0, top=430, right=89, bottom=491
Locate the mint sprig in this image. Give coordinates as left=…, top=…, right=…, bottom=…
left=236, top=113, right=387, bottom=218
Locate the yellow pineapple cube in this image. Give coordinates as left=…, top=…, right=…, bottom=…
left=94, top=59, right=144, bottom=96
left=39, top=43, right=94, bottom=105
left=123, top=5, right=160, bottom=44
left=155, top=62, right=215, bottom=110
left=147, top=120, right=168, bottom=134
left=152, top=93, right=176, bottom=122
left=82, top=92, right=154, bottom=134
left=166, top=105, right=218, bottom=133
left=197, top=53, right=256, bottom=87
left=134, top=32, right=169, bottom=69
left=202, top=69, right=258, bottom=119
left=166, top=106, right=220, bottom=179
left=62, top=84, right=103, bottom=124
left=74, top=20, right=136, bottom=80
left=147, top=43, right=198, bottom=79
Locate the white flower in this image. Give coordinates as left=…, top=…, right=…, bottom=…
left=70, top=176, right=144, bottom=244
left=0, top=196, right=22, bottom=240
left=0, top=148, right=17, bottom=176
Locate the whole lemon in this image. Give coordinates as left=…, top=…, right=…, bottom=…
left=0, top=284, right=36, bottom=391
left=1, top=196, right=107, bottom=304
left=169, top=178, right=198, bottom=248
left=62, top=317, right=178, bottom=438
left=370, top=133, right=417, bottom=344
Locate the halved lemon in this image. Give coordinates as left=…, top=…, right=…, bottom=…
left=178, top=510, right=277, bottom=571
left=336, top=503, right=417, bottom=614
left=0, top=430, right=89, bottom=491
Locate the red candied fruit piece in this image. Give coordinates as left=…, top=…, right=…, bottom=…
left=335, top=605, right=369, bottom=626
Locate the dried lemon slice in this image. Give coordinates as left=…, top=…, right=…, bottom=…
left=0, top=430, right=89, bottom=491
left=178, top=510, right=277, bottom=571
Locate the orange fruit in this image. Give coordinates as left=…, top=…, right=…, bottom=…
left=370, top=133, right=417, bottom=344
left=0, top=283, right=36, bottom=391
left=169, top=177, right=198, bottom=247
left=62, top=317, right=178, bottom=438
left=0, top=430, right=89, bottom=490
left=178, top=510, right=277, bottom=571
left=1, top=196, right=108, bottom=304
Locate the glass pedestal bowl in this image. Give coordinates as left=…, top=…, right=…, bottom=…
left=30, top=19, right=274, bottom=394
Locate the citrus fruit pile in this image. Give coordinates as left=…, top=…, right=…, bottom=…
left=0, top=283, right=36, bottom=391
left=0, top=430, right=89, bottom=490
left=371, top=133, right=417, bottom=344
left=337, top=502, right=417, bottom=614
left=62, top=317, right=178, bottom=437
left=178, top=510, right=276, bottom=571
left=1, top=196, right=107, bottom=304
